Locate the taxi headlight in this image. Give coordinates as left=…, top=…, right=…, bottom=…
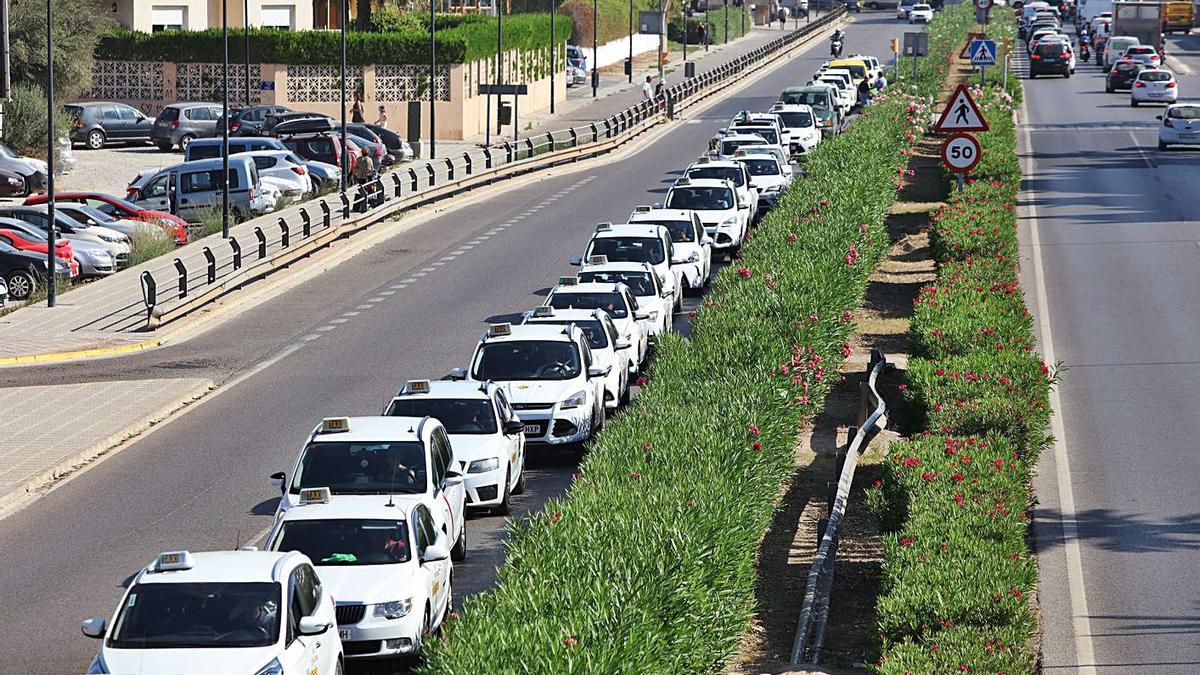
left=560, top=390, right=588, bottom=410
left=721, top=217, right=738, bottom=226
left=252, top=657, right=284, bottom=675
left=468, top=458, right=500, bottom=473
left=374, top=598, right=413, bottom=620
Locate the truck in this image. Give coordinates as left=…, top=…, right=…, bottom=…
left=1111, top=0, right=1163, bottom=50
left=1162, top=1, right=1195, bottom=32
left=1077, top=0, right=1114, bottom=27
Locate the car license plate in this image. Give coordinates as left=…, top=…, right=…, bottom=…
left=1182, top=132, right=1199, bottom=140
left=523, top=423, right=543, bottom=435
left=339, top=629, right=351, bottom=640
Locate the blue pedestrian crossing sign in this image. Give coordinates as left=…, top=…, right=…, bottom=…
left=969, top=39, right=997, bottom=66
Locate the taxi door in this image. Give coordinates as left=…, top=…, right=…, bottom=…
left=493, top=388, right=525, bottom=488
left=281, top=565, right=322, bottom=675
left=414, top=504, right=452, bottom=628
left=431, top=428, right=465, bottom=552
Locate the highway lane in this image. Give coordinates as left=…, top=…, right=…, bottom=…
left=1021, top=33, right=1200, bottom=675
left=0, top=15, right=903, bottom=673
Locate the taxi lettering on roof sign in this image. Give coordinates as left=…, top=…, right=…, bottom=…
left=634, top=204, right=652, bottom=212
left=558, top=276, right=578, bottom=286
left=299, top=487, right=332, bottom=504
left=321, top=416, right=351, bottom=433
left=153, top=551, right=194, bottom=572
left=595, top=222, right=612, bottom=231
left=488, top=323, right=512, bottom=337
left=404, top=379, right=431, bottom=394
left=532, top=305, right=555, bottom=317
left=587, top=255, right=608, bottom=265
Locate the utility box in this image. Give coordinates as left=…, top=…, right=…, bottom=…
left=685, top=61, right=696, bottom=78
left=498, top=101, right=513, bottom=126
left=639, top=11, right=665, bottom=34
left=406, top=101, right=422, bottom=159
left=902, top=32, right=928, bottom=57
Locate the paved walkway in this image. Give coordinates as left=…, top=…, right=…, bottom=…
left=0, top=378, right=212, bottom=510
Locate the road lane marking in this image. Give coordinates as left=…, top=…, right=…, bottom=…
left=379, top=290, right=396, bottom=296
left=420, top=267, right=437, bottom=272
left=316, top=325, right=337, bottom=332
left=355, top=304, right=374, bottom=310
left=1127, top=131, right=1155, bottom=169
left=302, top=334, right=321, bottom=341
left=1020, top=98, right=1098, bottom=675
left=368, top=296, right=385, bottom=302
left=329, top=318, right=349, bottom=324
left=413, top=272, right=426, bottom=277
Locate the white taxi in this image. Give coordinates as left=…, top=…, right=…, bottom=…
left=544, top=276, right=651, bottom=366
left=265, top=488, right=452, bottom=660
left=768, top=103, right=822, bottom=155
left=453, top=322, right=608, bottom=446
left=573, top=222, right=682, bottom=312
left=269, top=416, right=467, bottom=562
left=522, top=305, right=633, bottom=408
left=627, top=205, right=712, bottom=293
left=82, top=550, right=342, bottom=675
left=684, top=156, right=758, bottom=223
left=735, top=149, right=791, bottom=210
left=384, top=379, right=526, bottom=514
left=711, top=131, right=773, bottom=159
left=729, top=110, right=790, bottom=151
left=662, top=176, right=749, bottom=250
left=577, top=257, right=673, bottom=337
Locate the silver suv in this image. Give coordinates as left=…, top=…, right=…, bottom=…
left=151, top=102, right=223, bottom=152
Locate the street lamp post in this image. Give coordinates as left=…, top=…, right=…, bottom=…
left=683, top=8, right=688, bottom=64
left=45, top=0, right=56, bottom=307
left=724, top=0, right=728, bottom=44
left=740, top=0, right=744, bottom=38
left=591, top=0, right=598, bottom=97
left=244, top=0, right=250, bottom=106
left=628, top=0, right=633, bottom=84
left=222, top=0, right=230, bottom=238
left=496, top=0, right=503, bottom=136
left=550, top=0, right=556, bottom=114
left=339, top=0, right=347, bottom=192
left=430, top=0, right=437, bottom=158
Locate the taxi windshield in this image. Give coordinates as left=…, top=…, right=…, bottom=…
left=291, top=441, right=427, bottom=495
left=731, top=126, right=779, bottom=145
left=742, top=158, right=781, bottom=176
left=472, top=340, right=582, bottom=381
left=667, top=186, right=735, bottom=211
left=532, top=319, right=609, bottom=349
left=579, top=270, right=655, bottom=296
left=633, top=219, right=695, bottom=243
left=274, top=519, right=411, bottom=566
left=547, top=291, right=630, bottom=318
left=109, top=582, right=281, bottom=649
left=686, top=166, right=744, bottom=187
left=588, top=236, right=665, bottom=265
left=719, top=138, right=765, bottom=156
left=384, top=398, right=497, bottom=435
left=776, top=111, right=814, bottom=128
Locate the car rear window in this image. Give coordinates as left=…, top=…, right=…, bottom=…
left=1167, top=107, right=1200, bottom=120
left=64, top=105, right=83, bottom=120
left=1128, top=47, right=1153, bottom=54
left=1140, top=71, right=1171, bottom=81
left=188, top=144, right=220, bottom=160
left=1037, top=43, right=1066, bottom=55
left=158, top=107, right=180, bottom=122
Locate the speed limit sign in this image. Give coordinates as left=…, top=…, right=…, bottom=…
left=941, top=133, right=982, bottom=173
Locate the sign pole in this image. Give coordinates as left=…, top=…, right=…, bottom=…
left=956, top=172, right=965, bottom=193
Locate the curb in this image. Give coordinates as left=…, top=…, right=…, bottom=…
left=0, top=378, right=214, bottom=519
left=0, top=338, right=162, bottom=367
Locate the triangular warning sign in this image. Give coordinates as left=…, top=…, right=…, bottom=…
left=959, top=32, right=984, bottom=59
left=933, top=84, right=989, bottom=133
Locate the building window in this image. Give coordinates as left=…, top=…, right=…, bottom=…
left=261, top=5, right=295, bottom=29
left=312, top=0, right=342, bottom=29
left=151, top=5, right=187, bottom=31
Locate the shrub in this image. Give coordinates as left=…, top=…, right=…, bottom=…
left=2, top=83, right=72, bottom=159
left=129, top=230, right=178, bottom=266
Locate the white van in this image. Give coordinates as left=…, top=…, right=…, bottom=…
left=128, top=156, right=273, bottom=223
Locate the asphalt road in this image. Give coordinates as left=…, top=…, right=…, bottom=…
left=1021, top=30, right=1200, bottom=675
left=0, top=14, right=902, bottom=674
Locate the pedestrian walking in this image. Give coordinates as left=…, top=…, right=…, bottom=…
left=778, top=5, right=790, bottom=29
left=654, top=78, right=666, bottom=112
left=642, top=75, right=654, bottom=101
left=374, top=105, right=389, bottom=128
left=351, top=94, right=365, bottom=123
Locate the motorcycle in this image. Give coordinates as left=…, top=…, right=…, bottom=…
left=1079, top=42, right=1090, bottom=62
left=830, top=39, right=843, bottom=58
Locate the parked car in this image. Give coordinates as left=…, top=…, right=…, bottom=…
left=779, top=84, right=843, bottom=135
left=0, top=169, right=25, bottom=197
left=0, top=218, right=79, bottom=279
left=566, top=45, right=589, bottom=86
left=264, top=111, right=331, bottom=136
left=348, top=124, right=400, bottom=165
left=24, top=192, right=189, bottom=245
left=1130, top=68, right=1178, bottom=106
left=53, top=202, right=168, bottom=242
left=0, top=207, right=126, bottom=275
left=361, top=123, right=415, bottom=162
left=1156, top=103, right=1200, bottom=150
left=347, top=131, right=389, bottom=168
left=281, top=132, right=358, bottom=171
left=0, top=240, right=73, bottom=300
left=240, top=150, right=313, bottom=201
left=0, top=140, right=48, bottom=195
left=127, top=156, right=272, bottom=223
left=65, top=102, right=154, bottom=150
left=151, top=102, right=224, bottom=151
left=216, top=105, right=293, bottom=136
left=1105, top=60, right=1144, bottom=92
left=305, top=160, right=341, bottom=189
left=184, top=136, right=290, bottom=162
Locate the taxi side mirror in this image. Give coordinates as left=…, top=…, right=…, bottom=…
left=701, top=236, right=714, bottom=246
left=1156, top=115, right=1163, bottom=120
left=669, top=254, right=688, bottom=265
left=423, top=533, right=451, bottom=564
left=614, top=338, right=632, bottom=350
left=298, top=615, right=332, bottom=636
left=445, top=367, right=467, bottom=381
left=269, top=471, right=286, bottom=494
left=634, top=310, right=651, bottom=321
left=587, top=365, right=612, bottom=378
left=444, top=470, right=464, bottom=487
left=653, top=202, right=663, bottom=209
left=81, top=618, right=106, bottom=639
left=503, top=419, right=525, bottom=435
left=569, top=256, right=583, bottom=266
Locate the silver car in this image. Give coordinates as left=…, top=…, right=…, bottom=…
left=0, top=217, right=117, bottom=277
left=53, top=202, right=168, bottom=242
left=0, top=205, right=131, bottom=268
left=151, top=102, right=223, bottom=152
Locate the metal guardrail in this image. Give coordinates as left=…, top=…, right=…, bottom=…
left=791, top=348, right=889, bottom=665
left=139, top=8, right=846, bottom=329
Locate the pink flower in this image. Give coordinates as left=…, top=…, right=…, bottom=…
left=635, top=375, right=648, bottom=387
left=752, top=441, right=762, bottom=451
left=630, top=471, right=642, bottom=480
left=900, top=537, right=916, bottom=547
left=564, top=636, right=579, bottom=647
left=898, top=384, right=908, bottom=391
left=737, top=267, right=751, bottom=278
left=749, top=425, right=760, bottom=435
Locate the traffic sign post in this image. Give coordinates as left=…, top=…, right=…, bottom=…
left=974, top=0, right=992, bottom=24
left=933, top=84, right=989, bottom=134
left=969, top=39, right=996, bottom=86
left=941, top=133, right=982, bottom=193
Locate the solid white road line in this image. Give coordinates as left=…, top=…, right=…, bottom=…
left=1020, top=97, right=1098, bottom=675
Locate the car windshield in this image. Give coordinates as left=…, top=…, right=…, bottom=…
left=742, top=158, right=781, bottom=176
left=579, top=270, right=655, bottom=296
left=86, top=195, right=142, bottom=215
left=472, top=340, right=582, bottom=380
left=274, top=519, right=411, bottom=566
left=384, top=398, right=497, bottom=434
left=776, top=111, right=814, bottom=128
left=68, top=204, right=117, bottom=224
left=914, top=4, right=930, bottom=9
left=291, top=441, right=427, bottom=495
left=1167, top=106, right=1200, bottom=119
left=782, top=91, right=829, bottom=108
left=720, top=139, right=765, bottom=155
left=687, top=166, right=744, bottom=187
left=108, top=582, right=280, bottom=649
left=0, top=141, right=18, bottom=159
left=548, top=290, right=630, bottom=318
left=731, top=127, right=779, bottom=145
left=667, top=186, right=735, bottom=211
left=588, top=236, right=666, bottom=265
left=635, top=219, right=695, bottom=242
left=531, top=320, right=609, bottom=349
left=1140, top=71, right=1171, bottom=82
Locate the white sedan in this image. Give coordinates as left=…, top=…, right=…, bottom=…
left=1131, top=69, right=1178, bottom=107
left=1157, top=103, right=1200, bottom=150
left=909, top=3, right=934, bottom=22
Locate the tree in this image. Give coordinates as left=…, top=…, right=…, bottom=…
left=8, top=0, right=112, bottom=100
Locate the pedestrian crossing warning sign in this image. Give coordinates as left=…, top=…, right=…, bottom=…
left=933, top=84, right=989, bottom=133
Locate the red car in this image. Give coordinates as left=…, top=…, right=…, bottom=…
left=0, top=225, right=80, bottom=278
left=24, top=192, right=188, bottom=245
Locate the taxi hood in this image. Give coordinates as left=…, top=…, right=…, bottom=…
left=504, top=380, right=581, bottom=405
left=447, top=434, right=508, bottom=465
left=318, top=563, right=418, bottom=605
left=100, top=645, right=279, bottom=674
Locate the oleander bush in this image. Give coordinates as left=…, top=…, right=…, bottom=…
left=868, top=7, right=1047, bottom=674
left=420, top=70, right=939, bottom=675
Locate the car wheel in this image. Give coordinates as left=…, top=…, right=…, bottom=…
left=450, top=520, right=466, bottom=561
left=336, top=658, right=345, bottom=675
left=620, top=372, right=632, bottom=405
left=512, top=459, right=526, bottom=495
left=1065, top=71, right=1071, bottom=78
left=1029, top=72, right=1037, bottom=79
left=1158, top=141, right=1168, bottom=150
left=1131, top=99, right=1138, bottom=107
left=6, top=269, right=36, bottom=301
left=867, top=1, right=876, bottom=7
left=179, top=134, right=195, bottom=151
left=156, top=142, right=173, bottom=152
left=86, top=130, right=106, bottom=150
left=492, top=468, right=512, bottom=516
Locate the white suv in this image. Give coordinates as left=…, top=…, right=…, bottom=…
left=662, top=176, right=749, bottom=250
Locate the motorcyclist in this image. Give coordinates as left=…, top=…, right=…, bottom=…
left=830, top=29, right=844, bottom=57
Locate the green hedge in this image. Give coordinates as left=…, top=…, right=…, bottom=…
left=95, top=14, right=570, bottom=65
left=866, top=6, right=1048, bottom=674
left=419, top=74, right=931, bottom=675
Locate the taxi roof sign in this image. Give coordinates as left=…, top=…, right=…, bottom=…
left=152, top=550, right=195, bottom=573
left=595, top=222, right=612, bottom=231
left=634, top=204, right=652, bottom=212
left=558, top=275, right=579, bottom=286
left=674, top=177, right=691, bottom=185
left=404, top=379, right=431, bottom=394
left=321, top=417, right=351, bottom=433
left=299, top=487, right=332, bottom=505
left=488, top=322, right=513, bottom=337
left=532, top=306, right=555, bottom=318
left=587, top=255, right=608, bottom=265
left=695, top=156, right=711, bottom=164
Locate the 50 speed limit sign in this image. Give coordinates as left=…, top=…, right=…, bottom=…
left=941, top=133, right=982, bottom=173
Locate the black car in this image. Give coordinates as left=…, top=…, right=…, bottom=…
left=0, top=240, right=54, bottom=301
left=1105, top=61, right=1144, bottom=92
left=66, top=102, right=154, bottom=150
left=217, top=105, right=293, bottom=136
left=1029, top=41, right=1072, bottom=78
left=263, top=111, right=330, bottom=136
